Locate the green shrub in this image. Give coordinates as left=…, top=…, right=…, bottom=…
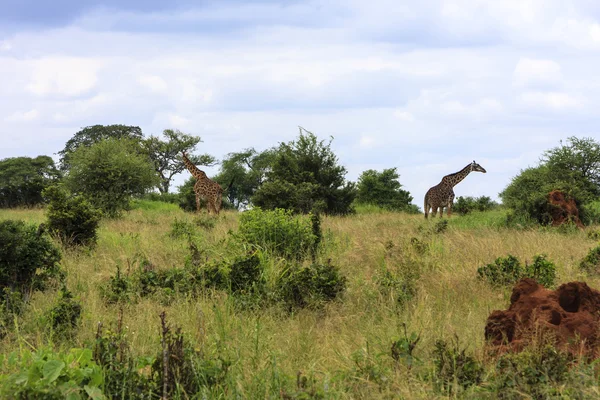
left=237, top=208, right=318, bottom=260
left=581, top=200, right=600, bottom=225
left=433, top=219, right=448, bottom=234
left=43, top=185, right=102, bottom=247
left=275, top=261, right=346, bottom=311
left=99, top=266, right=134, bottom=304
left=432, top=338, right=483, bottom=394
left=0, top=219, right=62, bottom=293
left=477, top=254, right=556, bottom=287
left=391, top=325, right=421, bottom=368
left=194, top=214, right=216, bottom=230
left=579, top=245, right=600, bottom=274
left=454, top=196, right=498, bottom=215
left=376, top=267, right=418, bottom=307
left=47, top=287, right=82, bottom=337
left=0, top=347, right=104, bottom=399
left=169, top=218, right=197, bottom=239
left=587, top=229, right=600, bottom=241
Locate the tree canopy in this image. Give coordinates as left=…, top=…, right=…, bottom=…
left=355, top=168, right=417, bottom=212
left=252, top=128, right=356, bottom=215
left=0, top=156, right=61, bottom=208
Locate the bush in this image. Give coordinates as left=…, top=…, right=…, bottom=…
left=0, top=220, right=62, bottom=293
left=0, top=155, right=61, bottom=208
left=376, top=267, right=418, bottom=307
left=47, top=287, right=82, bottom=338
left=432, top=338, right=483, bottom=394
left=236, top=208, right=319, bottom=261
left=579, top=245, right=600, bottom=274
left=453, top=196, right=498, bottom=215
left=477, top=254, right=556, bottom=287
left=43, top=185, right=102, bottom=247
left=275, top=261, right=346, bottom=311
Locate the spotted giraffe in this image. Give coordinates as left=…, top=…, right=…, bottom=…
left=424, top=161, right=486, bottom=219
left=181, top=151, right=223, bottom=214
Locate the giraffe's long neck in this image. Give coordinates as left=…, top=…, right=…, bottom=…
left=441, top=164, right=472, bottom=187
left=182, top=152, right=207, bottom=180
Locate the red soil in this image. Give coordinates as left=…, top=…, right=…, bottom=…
left=548, top=190, right=584, bottom=229
left=485, top=278, right=600, bottom=357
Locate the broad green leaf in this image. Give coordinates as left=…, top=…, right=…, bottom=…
left=43, top=360, right=65, bottom=383
left=84, top=385, right=106, bottom=400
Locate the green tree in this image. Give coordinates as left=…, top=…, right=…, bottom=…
left=64, top=138, right=160, bottom=216
left=213, top=148, right=277, bottom=209
left=355, top=168, right=416, bottom=212
left=58, top=124, right=143, bottom=170
left=252, top=128, right=356, bottom=215
left=143, top=129, right=216, bottom=193
left=0, top=156, right=61, bottom=208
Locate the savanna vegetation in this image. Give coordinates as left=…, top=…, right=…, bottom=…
left=1, top=127, right=600, bottom=398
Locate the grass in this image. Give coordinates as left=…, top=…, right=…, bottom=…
left=1, top=203, right=600, bottom=398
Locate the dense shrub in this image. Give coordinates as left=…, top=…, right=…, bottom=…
left=275, top=261, right=346, bottom=311
left=453, top=196, right=498, bottom=215
left=0, top=220, right=62, bottom=293
left=43, top=185, right=102, bottom=247
left=236, top=208, right=319, bottom=260
left=477, top=254, right=556, bottom=287
left=355, top=168, right=417, bottom=213
left=579, top=245, right=600, bottom=274
left=432, top=339, right=483, bottom=394
left=47, top=287, right=82, bottom=338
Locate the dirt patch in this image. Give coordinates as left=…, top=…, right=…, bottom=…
left=485, top=278, right=600, bottom=357
left=548, top=190, right=584, bottom=229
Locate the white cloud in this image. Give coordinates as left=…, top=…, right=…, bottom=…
left=513, top=58, right=562, bottom=87
left=393, top=110, right=415, bottom=122
left=519, top=91, right=583, bottom=110
left=5, top=109, right=39, bottom=122
left=0, top=41, right=11, bottom=51
left=137, top=74, right=168, bottom=93
left=27, top=57, right=102, bottom=97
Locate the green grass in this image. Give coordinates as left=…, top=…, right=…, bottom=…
left=1, top=202, right=600, bottom=398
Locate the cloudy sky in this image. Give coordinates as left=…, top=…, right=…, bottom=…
left=2, top=0, right=600, bottom=206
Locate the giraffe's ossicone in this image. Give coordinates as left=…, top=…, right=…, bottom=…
left=424, top=161, right=486, bottom=219
left=181, top=151, right=223, bottom=215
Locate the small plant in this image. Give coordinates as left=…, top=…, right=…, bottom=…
left=432, top=338, right=483, bottom=394
left=169, top=218, right=196, bottom=239
left=376, top=268, right=418, bottom=307
left=47, top=286, right=82, bottom=338
left=410, top=237, right=428, bottom=255
left=477, top=255, right=523, bottom=286
left=43, top=185, right=102, bottom=247
left=434, top=219, right=448, bottom=234
left=350, top=343, right=390, bottom=388
left=587, top=229, right=600, bottom=241
left=579, top=245, right=600, bottom=274
left=275, top=261, right=346, bottom=311
left=194, top=214, right=217, bottom=230
left=236, top=208, right=318, bottom=261
left=99, top=266, right=134, bottom=304
left=391, top=324, right=421, bottom=368
left=524, top=254, right=556, bottom=288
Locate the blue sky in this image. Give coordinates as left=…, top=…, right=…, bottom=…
left=2, top=0, right=600, bottom=206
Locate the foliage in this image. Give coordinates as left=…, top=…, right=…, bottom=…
left=355, top=168, right=417, bottom=213
left=579, top=245, right=600, bottom=274
left=477, top=254, right=557, bottom=287
left=490, top=345, right=571, bottom=399
left=431, top=338, right=483, bottom=394
left=0, top=219, right=62, bottom=293
left=143, top=129, right=216, bottom=194
left=58, top=124, right=143, bottom=171
left=236, top=208, right=319, bottom=260
left=275, top=261, right=346, bottom=311
left=0, top=155, right=61, bottom=208
left=376, top=267, right=418, bottom=307
left=252, top=128, right=356, bottom=215
left=43, top=185, right=102, bottom=247
left=500, top=137, right=600, bottom=225
left=0, top=347, right=105, bottom=399
left=47, top=287, right=82, bottom=338
left=390, top=325, right=421, bottom=368
left=213, top=148, right=278, bottom=209
left=64, top=138, right=160, bottom=217
left=453, top=195, right=498, bottom=215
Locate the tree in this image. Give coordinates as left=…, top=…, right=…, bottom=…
left=143, top=129, right=216, bottom=193
left=213, top=148, right=277, bottom=209
left=355, top=168, right=417, bottom=212
left=58, top=124, right=143, bottom=170
left=0, top=156, right=61, bottom=208
left=64, top=138, right=160, bottom=216
left=252, top=128, right=356, bottom=215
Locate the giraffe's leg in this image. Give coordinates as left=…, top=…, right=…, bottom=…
left=432, top=206, right=438, bottom=218
left=195, top=193, right=202, bottom=213
left=439, top=206, right=444, bottom=218
left=447, top=194, right=455, bottom=218
left=215, top=194, right=222, bottom=215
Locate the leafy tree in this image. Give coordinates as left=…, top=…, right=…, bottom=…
left=453, top=195, right=498, bottom=215
left=213, top=148, right=277, bottom=209
left=355, top=168, right=417, bottom=212
left=252, top=128, right=356, bottom=215
left=64, top=138, right=160, bottom=216
left=58, top=124, right=143, bottom=170
left=0, top=156, right=61, bottom=208
left=143, top=129, right=216, bottom=193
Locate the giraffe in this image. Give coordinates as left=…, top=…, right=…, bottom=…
left=424, top=161, right=486, bottom=219
left=181, top=151, right=223, bottom=214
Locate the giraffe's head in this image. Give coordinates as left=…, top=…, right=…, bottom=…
left=470, top=160, right=486, bottom=173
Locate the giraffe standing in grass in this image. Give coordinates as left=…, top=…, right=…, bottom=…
left=424, top=161, right=486, bottom=219
left=181, top=151, right=223, bottom=215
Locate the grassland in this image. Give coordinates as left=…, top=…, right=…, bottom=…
left=1, top=202, right=600, bottom=398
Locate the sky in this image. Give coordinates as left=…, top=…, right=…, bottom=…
left=2, top=0, right=600, bottom=207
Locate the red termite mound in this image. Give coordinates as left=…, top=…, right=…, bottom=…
left=548, top=190, right=584, bottom=229
left=485, top=278, right=600, bottom=357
